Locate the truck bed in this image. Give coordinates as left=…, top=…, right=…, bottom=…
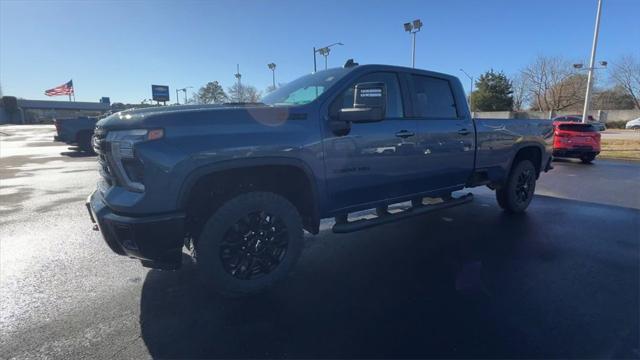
left=474, top=118, right=554, bottom=180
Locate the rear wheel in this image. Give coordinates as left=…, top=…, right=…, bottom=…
left=496, top=160, right=537, bottom=213
left=195, top=192, right=304, bottom=297
left=580, top=154, right=596, bottom=164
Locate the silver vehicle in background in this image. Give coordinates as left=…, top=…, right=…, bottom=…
left=625, top=117, right=640, bottom=130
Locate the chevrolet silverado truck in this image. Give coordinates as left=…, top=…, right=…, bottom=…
left=54, top=116, right=100, bottom=153
left=87, top=63, right=553, bottom=296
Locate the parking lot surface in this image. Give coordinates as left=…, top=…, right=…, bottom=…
left=1, top=125, right=639, bottom=359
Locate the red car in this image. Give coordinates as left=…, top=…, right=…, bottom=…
left=552, top=121, right=601, bottom=163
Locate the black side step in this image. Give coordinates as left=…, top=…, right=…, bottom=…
left=332, top=193, right=473, bottom=234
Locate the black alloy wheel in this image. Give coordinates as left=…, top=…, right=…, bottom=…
left=220, top=211, right=288, bottom=280
left=514, top=167, right=535, bottom=205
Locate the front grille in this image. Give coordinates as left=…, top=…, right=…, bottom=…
left=93, top=127, right=116, bottom=186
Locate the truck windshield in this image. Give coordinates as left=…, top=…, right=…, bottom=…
left=262, top=68, right=353, bottom=106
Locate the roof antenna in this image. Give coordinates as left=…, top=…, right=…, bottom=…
left=344, top=59, right=359, bottom=68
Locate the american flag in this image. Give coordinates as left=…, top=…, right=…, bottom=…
left=45, top=80, right=74, bottom=96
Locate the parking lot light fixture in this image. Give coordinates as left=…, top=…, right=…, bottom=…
left=404, top=19, right=423, bottom=68
left=176, top=86, right=193, bottom=105
left=313, top=42, right=343, bottom=72
left=268, top=63, right=277, bottom=88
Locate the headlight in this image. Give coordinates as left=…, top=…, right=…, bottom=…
left=106, top=129, right=163, bottom=192
left=107, top=129, right=153, bottom=158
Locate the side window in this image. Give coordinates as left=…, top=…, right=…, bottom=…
left=335, top=72, right=404, bottom=118
left=411, top=75, right=458, bottom=119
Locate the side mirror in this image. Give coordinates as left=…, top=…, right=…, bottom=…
left=338, top=82, right=386, bottom=123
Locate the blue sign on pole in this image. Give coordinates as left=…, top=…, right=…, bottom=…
left=151, top=85, right=170, bottom=102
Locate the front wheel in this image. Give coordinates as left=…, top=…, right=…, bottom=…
left=195, top=192, right=304, bottom=297
left=496, top=160, right=537, bottom=213
left=77, top=132, right=95, bottom=154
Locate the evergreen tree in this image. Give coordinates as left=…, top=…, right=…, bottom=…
left=470, top=70, right=514, bottom=111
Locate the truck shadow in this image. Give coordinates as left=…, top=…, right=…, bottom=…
left=60, top=148, right=96, bottom=158
left=138, top=194, right=640, bottom=358
left=138, top=199, right=535, bottom=358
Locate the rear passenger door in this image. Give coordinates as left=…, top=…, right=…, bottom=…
left=410, top=74, right=475, bottom=190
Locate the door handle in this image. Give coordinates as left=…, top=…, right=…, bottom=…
left=395, top=130, right=415, bottom=138
left=457, top=128, right=471, bottom=136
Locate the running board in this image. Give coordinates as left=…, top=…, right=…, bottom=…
left=332, top=193, right=474, bottom=234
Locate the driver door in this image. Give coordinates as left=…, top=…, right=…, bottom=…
left=323, top=72, right=423, bottom=211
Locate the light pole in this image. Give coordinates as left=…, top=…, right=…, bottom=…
left=404, top=19, right=423, bottom=68
left=267, top=63, right=276, bottom=88
left=313, top=42, right=343, bottom=72
left=234, top=64, right=243, bottom=101
left=459, top=68, right=474, bottom=110
left=581, top=0, right=604, bottom=123
left=177, top=86, right=193, bottom=105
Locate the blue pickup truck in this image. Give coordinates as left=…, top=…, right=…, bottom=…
left=87, top=63, right=553, bottom=296
left=54, top=116, right=100, bottom=153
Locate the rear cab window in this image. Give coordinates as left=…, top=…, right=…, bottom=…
left=558, top=124, right=597, bottom=132
left=410, top=75, right=458, bottom=119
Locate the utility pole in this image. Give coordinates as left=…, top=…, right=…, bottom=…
left=582, top=0, right=604, bottom=123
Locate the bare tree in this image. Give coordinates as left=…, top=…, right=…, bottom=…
left=228, top=83, right=261, bottom=103
left=521, top=56, right=586, bottom=112
left=511, top=73, right=530, bottom=111
left=609, top=55, right=640, bottom=109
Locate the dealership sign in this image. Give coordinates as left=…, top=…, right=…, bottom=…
left=151, top=85, right=170, bottom=102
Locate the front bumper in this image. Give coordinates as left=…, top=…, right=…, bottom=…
left=86, top=190, right=186, bottom=270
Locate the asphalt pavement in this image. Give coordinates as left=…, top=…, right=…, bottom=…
left=1, top=125, right=639, bottom=359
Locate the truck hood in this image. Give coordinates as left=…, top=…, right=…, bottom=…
left=96, top=104, right=306, bottom=130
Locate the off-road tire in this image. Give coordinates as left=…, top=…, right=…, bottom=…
left=580, top=154, right=596, bottom=164
left=195, top=192, right=304, bottom=297
left=77, top=132, right=94, bottom=154
left=496, top=160, right=537, bottom=213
